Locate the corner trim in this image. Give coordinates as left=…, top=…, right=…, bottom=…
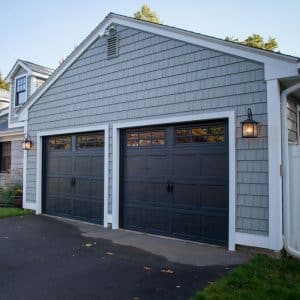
left=112, top=111, right=236, bottom=251
left=34, top=124, right=109, bottom=227
left=266, top=79, right=283, bottom=251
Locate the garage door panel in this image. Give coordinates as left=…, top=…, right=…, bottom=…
left=200, top=215, right=228, bottom=242
left=144, top=208, right=168, bottom=232
left=75, top=156, right=91, bottom=176
left=172, top=183, right=199, bottom=209
left=201, top=156, right=228, bottom=177
left=47, top=155, right=73, bottom=175
left=123, top=206, right=144, bottom=228
left=90, top=180, right=104, bottom=199
left=91, top=156, right=104, bottom=177
left=173, top=154, right=201, bottom=178
left=74, top=178, right=91, bottom=196
left=145, top=182, right=169, bottom=204
left=171, top=212, right=201, bottom=237
left=46, top=196, right=73, bottom=216
left=124, top=181, right=146, bottom=202
left=146, top=155, right=172, bottom=177
left=44, top=132, right=104, bottom=224
left=201, top=185, right=228, bottom=209
left=125, top=155, right=147, bottom=177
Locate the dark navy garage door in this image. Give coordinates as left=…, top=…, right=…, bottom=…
left=43, top=132, right=104, bottom=224
left=120, top=121, right=229, bottom=245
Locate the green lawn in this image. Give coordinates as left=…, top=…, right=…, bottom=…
left=194, top=255, right=300, bottom=300
left=0, top=207, right=33, bottom=219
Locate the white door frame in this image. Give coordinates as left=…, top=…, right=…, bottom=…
left=35, top=124, right=109, bottom=227
left=112, top=111, right=236, bottom=250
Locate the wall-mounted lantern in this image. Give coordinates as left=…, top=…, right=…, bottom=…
left=241, top=108, right=259, bottom=138
left=22, top=134, right=33, bottom=150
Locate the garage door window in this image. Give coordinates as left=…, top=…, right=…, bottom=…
left=48, top=136, right=72, bottom=150
left=176, top=126, right=224, bottom=144
left=127, top=130, right=165, bottom=147
left=77, top=133, right=104, bottom=149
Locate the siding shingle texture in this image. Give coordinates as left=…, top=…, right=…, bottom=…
left=26, top=25, right=269, bottom=235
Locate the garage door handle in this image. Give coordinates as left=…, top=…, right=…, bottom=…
left=167, top=181, right=171, bottom=193
left=170, top=183, right=174, bottom=193
left=71, top=177, right=76, bottom=186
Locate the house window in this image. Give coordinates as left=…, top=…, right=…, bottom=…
left=0, top=142, right=11, bottom=172
left=15, top=76, right=27, bottom=106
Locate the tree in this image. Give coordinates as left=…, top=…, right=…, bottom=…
left=0, top=72, right=9, bottom=90
left=225, top=34, right=278, bottom=51
left=134, top=5, right=161, bottom=24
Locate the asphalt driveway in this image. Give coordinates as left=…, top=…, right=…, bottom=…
left=0, top=215, right=235, bottom=300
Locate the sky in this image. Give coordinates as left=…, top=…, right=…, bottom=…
left=1, top=0, right=299, bottom=76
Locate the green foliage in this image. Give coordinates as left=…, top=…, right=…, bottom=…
left=134, top=5, right=162, bottom=24
left=225, top=34, right=278, bottom=51
left=194, top=255, right=300, bottom=300
left=0, top=72, right=9, bottom=91
left=0, top=207, right=32, bottom=219
left=0, top=184, right=23, bottom=205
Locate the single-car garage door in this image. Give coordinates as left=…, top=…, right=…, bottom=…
left=120, top=120, right=228, bottom=245
left=43, top=132, right=104, bottom=224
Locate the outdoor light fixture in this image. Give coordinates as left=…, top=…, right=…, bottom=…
left=22, top=134, right=33, bottom=150
left=241, top=108, right=259, bottom=138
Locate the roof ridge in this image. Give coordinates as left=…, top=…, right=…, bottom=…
left=20, top=60, right=54, bottom=71
left=108, top=12, right=300, bottom=60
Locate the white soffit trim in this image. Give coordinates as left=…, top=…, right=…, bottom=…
left=112, top=111, right=236, bottom=251
left=18, top=13, right=299, bottom=120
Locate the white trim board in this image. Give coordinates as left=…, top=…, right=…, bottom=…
left=235, top=232, right=270, bottom=249
left=266, top=80, right=283, bottom=251
left=112, top=111, right=236, bottom=251
left=18, top=13, right=299, bottom=121
left=34, top=124, right=110, bottom=228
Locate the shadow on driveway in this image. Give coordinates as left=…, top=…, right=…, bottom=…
left=0, top=215, right=243, bottom=300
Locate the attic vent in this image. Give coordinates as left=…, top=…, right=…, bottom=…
left=107, top=27, right=118, bottom=58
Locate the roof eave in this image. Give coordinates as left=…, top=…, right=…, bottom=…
left=18, top=12, right=300, bottom=119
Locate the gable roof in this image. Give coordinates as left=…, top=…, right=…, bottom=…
left=6, top=59, right=54, bottom=82
left=18, top=13, right=300, bottom=120
left=20, top=60, right=54, bottom=76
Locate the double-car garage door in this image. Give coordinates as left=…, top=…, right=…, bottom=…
left=42, top=120, right=228, bottom=245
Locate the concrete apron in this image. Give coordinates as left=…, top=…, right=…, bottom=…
left=45, top=215, right=250, bottom=267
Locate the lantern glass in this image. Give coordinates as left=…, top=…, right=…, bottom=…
left=22, top=137, right=33, bottom=150
left=242, top=121, right=259, bottom=138
left=241, top=108, right=259, bottom=138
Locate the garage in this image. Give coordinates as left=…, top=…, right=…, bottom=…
left=120, top=120, right=229, bottom=245
left=43, top=131, right=104, bottom=224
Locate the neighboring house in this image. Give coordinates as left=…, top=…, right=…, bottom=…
left=0, top=60, right=53, bottom=187
left=14, top=14, right=300, bottom=254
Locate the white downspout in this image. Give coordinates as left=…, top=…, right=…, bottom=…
left=281, top=81, right=300, bottom=259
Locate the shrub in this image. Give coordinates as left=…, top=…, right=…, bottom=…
left=0, top=184, right=23, bottom=206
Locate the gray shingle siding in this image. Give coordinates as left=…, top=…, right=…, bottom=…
left=26, top=24, right=269, bottom=235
